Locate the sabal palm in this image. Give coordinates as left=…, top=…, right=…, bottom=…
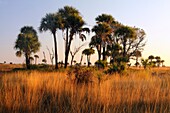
left=161, top=60, right=165, bottom=67
left=134, top=50, right=142, bottom=67
left=34, top=54, right=39, bottom=64
left=29, top=57, right=34, bottom=64
left=58, top=6, right=89, bottom=68
left=92, top=23, right=112, bottom=61
left=92, top=14, right=115, bottom=61
left=115, top=26, right=136, bottom=57
left=39, top=13, right=61, bottom=69
left=96, top=14, right=115, bottom=25
left=155, top=56, right=161, bottom=67
left=14, top=26, right=40, bottom=69
left=148, top=55, right=154, bottom=63
left=89, top=35, right=102, bottom=61
left=82, top=48, right=95, bottom=67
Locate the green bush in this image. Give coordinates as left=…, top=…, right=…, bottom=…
left=95, top=60, right=108, bottom=69
left=106, top=62, right=126, bottom=74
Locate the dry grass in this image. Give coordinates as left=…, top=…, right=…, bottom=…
left=0, top=64, right=23, bottom=72
left=0, top=68, right=170, bottom=113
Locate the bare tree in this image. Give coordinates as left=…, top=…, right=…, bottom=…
left=70, top=43, right=86, bottom=66
left=42, top=51, right=47, bottom=64
left=79, top=53, right=84, bottom=65
left=47, top=46, right=54, bottom=65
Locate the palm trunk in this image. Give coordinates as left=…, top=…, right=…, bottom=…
left=25, top=53, right=30, bottom=69
left=70, top=55, right=74, bottom=66
left=87, top=55, right=89, bottom=67
left=35, top=58, right=37, bottom=65
left=79, top=54, right=83, bottom=65
left=53, top=32, right=58, bottom=69
left=64, top=33, right=73, bottom=68
left=102, top=46, right=106, bottom=61
left=123, top=41, right=126, bottom=57
left=64, top=28, right=69, bottom=68
left=98, top=44, right=101, bottom=61
left=136, top=57, right=138, bottom=67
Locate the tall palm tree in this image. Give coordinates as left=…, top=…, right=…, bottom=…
left=107, top=43, right=122, bottom=64
left=39, top=13, right=61, bottom=69
left=161, top=60, right=165, bottom=67
left=155, top=56, right=161, bottom=67
left=29, top=57, right=34, bottom=64
left=14, top=26, right=41, bottom=69
left=34, top=54, right=39, bottom=65
left=92, top=23, right=112, bottom=61
left=148, top=55, right=154, bottom=63
left=115, top=26, right=136, bottom=58
left=58, top=6, right=90, bottom=68
left=82, top=48, right=95, bottom=67
left=134, top=50, right=142, bottom=67
left=92, top=14, right=115, bottom=61
left=141, top=58, right=149, bottom=69
left=89, top=35, right=102, bottom=61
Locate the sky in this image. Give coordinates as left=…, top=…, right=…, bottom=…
left=0, top=0, right=170, bottom=66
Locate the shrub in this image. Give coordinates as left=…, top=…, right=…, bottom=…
left=107, top=62, right=126, bottom=74
left=67, top=66, right=93, bottom=84
left=95, top=60, right=108, bottom=69
left=107, top=56, right=128, bottom=74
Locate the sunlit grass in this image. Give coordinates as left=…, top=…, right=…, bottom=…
left=0, top=64, right=23, bottom=72
left=0, top=69, right=170, bottom=113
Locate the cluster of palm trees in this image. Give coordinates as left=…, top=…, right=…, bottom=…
left=141, top=55, right=165, bottom=69
left=28, top=55, right=39, bottom=65
left=148, top=55, right=165, bottom=67
left=89, top=14, right=146, bottom=69
left=39, top=6, right=90, bottom=69
left=14, top=5, right=147, bottom=70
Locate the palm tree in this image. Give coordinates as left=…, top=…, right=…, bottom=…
left=155, top=56, right=161, bottom=67
left=115, top=26, right=136, bottom=58
left=96, top=14, right=115, bottom=24
left=107, top=43, right=122, bottom=64
left=134, top=50, right=142, bottom=67
left=89, top=35, right=102, bottom=61
left=14, top=26, right=41, bottom=69
left=141, top=58, right=149, bottom=69
left=148, top=55, right=154, bottom=62
left=39, top=13, right=61, bottom=69
left=58, top=6, right=90, bottom=68
left=82, top=48, right=95, bottom=67
left=42, top=59, right=47, bottom=64
left=92, top=23, right=111, bottom=61
left=92, top=14, right=115, bottom=61
left=161, top=60, right=165, bottom=67
left=29, top=57, right=34, bottom=64
left=34, top=55, right=39, bottom=65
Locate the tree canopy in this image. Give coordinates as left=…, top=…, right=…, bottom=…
left=14, top=26, right=41, bottom=69
left=13, top=6, right=150, bottom=72
left=39, top=13, right=61, bottom=69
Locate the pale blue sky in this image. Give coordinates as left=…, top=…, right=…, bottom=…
left=0, top=0, right=170, bottom=65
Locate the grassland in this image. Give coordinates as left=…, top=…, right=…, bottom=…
left=0, top=64, right=170, bottom=113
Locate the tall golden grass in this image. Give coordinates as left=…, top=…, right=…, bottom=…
left=0, top=69, right=170, bottom=113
